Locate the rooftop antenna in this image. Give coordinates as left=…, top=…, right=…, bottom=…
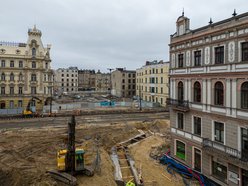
left=232, top=9, right=237, bottom=16
left=209, top=18, right=213, bottom=24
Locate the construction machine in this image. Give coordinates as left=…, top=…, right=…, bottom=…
left=23, top=97, right=42, bottom=117
left=48, top=115, right=96, bottom=185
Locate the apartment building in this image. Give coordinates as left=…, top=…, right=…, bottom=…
left=95, top=71, right=111, bottom=92
left=168, top=12, right=248, bottom=186
left=111, top=68, right=136, bottom=98
left=55, top=67, right=78, bottom=93
left=136, top=60, right=169, bottom=106
left=78, top=69, right=96, bottom=91
left=0, top=26, right=53, bottom=112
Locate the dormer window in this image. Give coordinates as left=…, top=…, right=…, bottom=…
left=32, top=48, right=36, bottom=56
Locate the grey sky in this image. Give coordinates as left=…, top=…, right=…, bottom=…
left=0, top=0, right=247, bottom=72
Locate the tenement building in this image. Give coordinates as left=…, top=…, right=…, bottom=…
left=111, top=68, right=136, bottom=98
left=136, top=60, right=169, bottom=106
left=95, top=70, right=110, bottom=92
left=55, top=67, right=78, bottom=93
left=0, top=26, right=53, bottom=112
left=168, top=12, right=248, bottom=185
left=78, top=69, right=96, bottom=91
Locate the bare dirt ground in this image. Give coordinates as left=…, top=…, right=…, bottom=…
left=0, top=118, right=184, bottom=186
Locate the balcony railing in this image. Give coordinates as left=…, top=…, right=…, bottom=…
left=203, top=138, right=248, bottom=162
left=166, top=98, right=189, bottom=112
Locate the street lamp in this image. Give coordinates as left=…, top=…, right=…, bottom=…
left=107, top=68, right=114, bottom=95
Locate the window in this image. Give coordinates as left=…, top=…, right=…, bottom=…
left=176, top=140, right=185, bottom=160
left=214, top=121, right=224, bottom=143
left=152, top=69, right=155, bottom=73
left=156, top=69, right=158, bottom=74
left=161, top=98, right=163, bottom=104
left=128, top=79, right=131, bottom=83
left=161, top=87, right=163, bottom=94
left=178, top=54, right=184, bottom=68
left=215, top=46, right=224, bottom=64
left=1, top=87, right=5, bottom=95
left=10, top=87, right=14, bottom=95
left=61, top=74, right=64, bottom=77
left=133, top=79, right=135, bottom=83
left=32, top=61, right=36, bottom=68
left=193, top=82, right=201, bottom=102
left=31, top=87, right=36, bottom=94
left=178, top=81, right=184, bottom=101
left=194, top=50, right=201, bottom=66
left=19, top=61, right=23, bottom=68
left=1, top=73, right=5, bottom=81
left=122, top=85, right=125, bottom=89
left=151, top=87, right=155, bottom=93
left=18, top=87, right=22, bottom=94
left=128, top=74, right=131, bottom=78
left=31, top=74, right=37, bottom=81
left=177, top=113, right=184, bottom=129
left=10, top=73, right=14, bottom=81
left=161, top=68, right=163, bottom=73
left=9, top=100, right=14, bottom=109
left=241, top=82, right=248, bottom=109
left=241, top=128, right=248, bottom=161
left=214, top=82, right=224, bottom=105
left=1, top=60, right=5, bottom=67
left=133, top=74, right=135, bottom=78
left=67, top=74, right=69, bottom=77
left=32, top=48, right=36, bottom=56
left=18, top=100, right=23, bottom=108
left=150, top=77, right=155, bottom=83
left=212, top=161, right=227, bottom=183
left=122, top=79, right=125, bottom=83
left=193, top=148, right=201, bottom=172
left=161, top=77, right=163, bottom=84
left=193, top=116, right=201, bottom=136
left=242, top=42, right=248, bottom=61
left=10, top=61, right=14, bottom=67
left=45, top=62, right=48, bottom=69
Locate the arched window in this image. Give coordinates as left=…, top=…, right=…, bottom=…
left=1, top=73, right=5, bottom=81
left=32, top=48, right=36, bottom=56
left=178, top=81, right=184, bottom=101
left=214, top=82, right=224, bottom=105
left=241, top=82, right=248, bottom=109
left=194, top=81, right=201, bottom=102
left=10, top=73, right=14, bottom=81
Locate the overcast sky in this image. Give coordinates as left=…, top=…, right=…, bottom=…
left=0, top=0, right=247, bottom=72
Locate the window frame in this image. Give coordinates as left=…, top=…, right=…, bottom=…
left=178, top=53, right=184, bottom=68
left=213, top=121, right=225, bottom=144
left=192, top=116, right=202, bottom=136
left=194, top=50, right=202, bottom=66
left=177, top=112, right=184, bottom=130
left=214, top=81, right=224, bottom=106
left=193, top=81, right=201, bottom=103
left=241, top=82, right=248, bottom=109
left=175, top=140, right=186, bottom=161
left=215, top=46, right=224, bottom=64
left=241, top=42, right=248, bottom=62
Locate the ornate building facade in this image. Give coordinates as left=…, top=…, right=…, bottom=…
left=0, top=26, right=53, bottom=112
left=136, top=60, right=169, bottom=106
left=169, top=12, right=248, bottom=185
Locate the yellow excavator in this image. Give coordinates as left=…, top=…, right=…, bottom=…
left=48, top=116, right=97, bottom=185
left=23, top=97, right=42, bottom=117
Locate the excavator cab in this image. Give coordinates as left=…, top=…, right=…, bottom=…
left=75, top=149, right=85, bottom=171
left=57, top=149, right=85, bottom=172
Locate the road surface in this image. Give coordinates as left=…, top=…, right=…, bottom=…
left=0, top=112, right=169, bottom=129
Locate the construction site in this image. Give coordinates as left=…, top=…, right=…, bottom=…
left=0, top=107, right=197, bottom=186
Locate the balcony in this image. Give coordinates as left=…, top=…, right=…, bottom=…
left=166, top=98, right=189, bottom=112
left=203, top=138, right=248, bottom=163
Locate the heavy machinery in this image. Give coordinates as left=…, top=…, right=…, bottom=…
left=23, top=96, right=42, bottom=117
left=48, top=115, right=96, bottom=185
